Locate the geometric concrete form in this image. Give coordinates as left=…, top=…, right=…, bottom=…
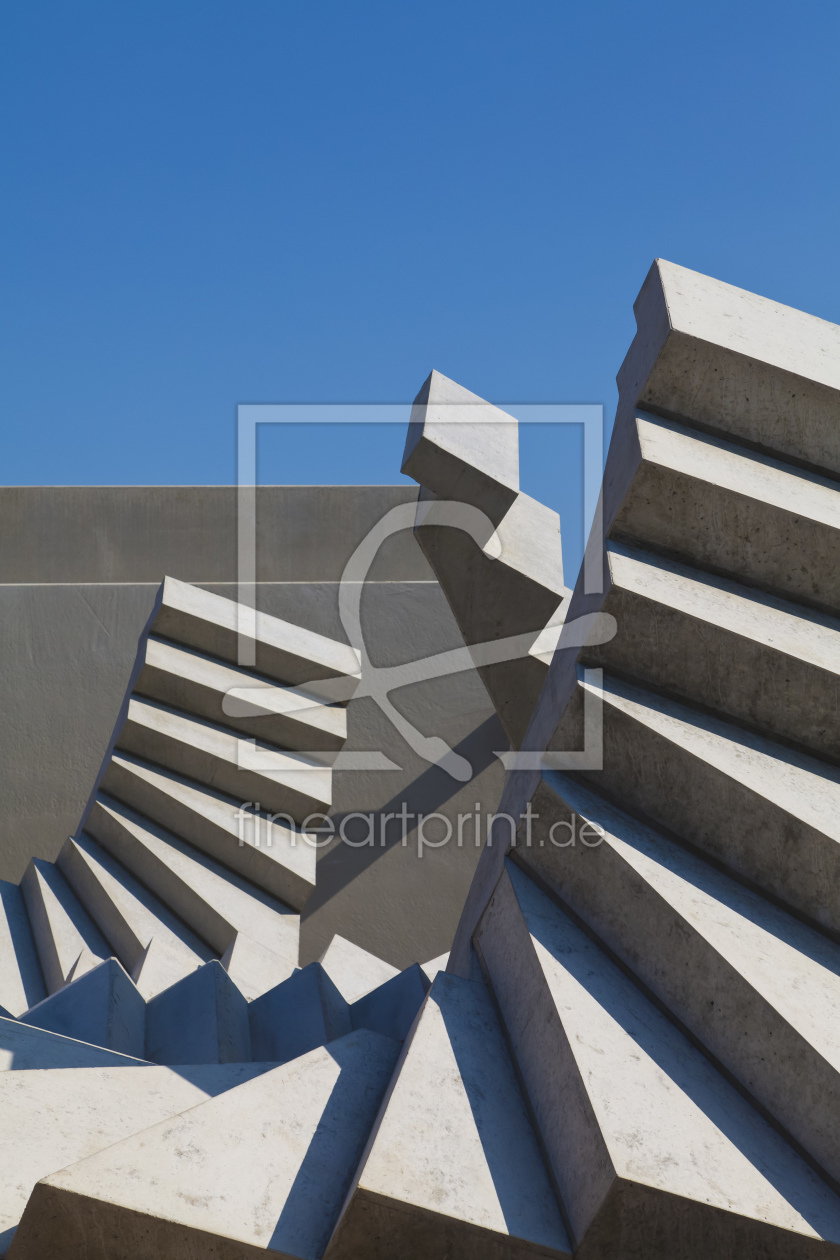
left=10, top=1030, right=400, bottom=1259
left=475, top=862, right=840, bottom=1258
left=20, top=958, right=146, bottom=1059
left=19, top=860, right=109, bottom=995
left=100, top=751, right=317, bottom=910
left=319, top=933, right=399, bottom=1005
left=350, top=963, right=430, bottom=1043
left=402, top=370, right=569, bottom=748
left=145, top=961, right=251, bottom=1066
left=249, top=963, right=351, bottom=1065
left=0, top=884, right=45, bottom=1017
left=56, top=833, right=211, bottom=999
left=147, top=574, right=362, bottom=699
left=520, top=770, right=840, bottom=1189
left=85, top=794, right=300, bottom=996
left=329, top=972, right=571, bottom=1259
left=420, top=950, right=450, bottom=984
left=0, top=1060, right=278, bottom=1254
left=0, top=1014, right=146, bottom=1072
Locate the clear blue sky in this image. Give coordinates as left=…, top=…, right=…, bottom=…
left=2, top=1, right=838, bottom=577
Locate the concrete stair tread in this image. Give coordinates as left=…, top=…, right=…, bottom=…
left=115, top=695, right=332, bottom=820
left=9, top=1029, right=400, bottom=1260
left=0, top=884, right=45, bottom=1017
left=475, top=862, right=840, bottom=1254
left=86, top=795, right=299, bottom=982
left=524, top=770, right=840, bottom=1183
left=150, top=574, right=361, bottom=696
left=21, top=957, right=145, bottom=1058
left=329, top=971, right=571, bottom=1259
left=20, top=861, right=111, bottom=995
left=57, top=834, right=211, bottom=998
left=102, top=752, right=317, bottom=910
left=136, top=636, right=348, bottom=752
left=558, top=667, right=840, bottom=935
left=319, top=933, right=399, bottom=1005
left=0, top=1059, right=279, bottom=1254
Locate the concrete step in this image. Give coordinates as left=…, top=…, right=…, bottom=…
left=319, top=933, right=399, bottom=1004
left=0, top=1057, right=277, bottom=1254
left=145, top=961, right=251, bottom=1066
left=349, top=963, right=430, bottom=1043
left=552, top=667, right=840, bottom=938
left=21, top=957, right=145, bottom=1058
left=85, top=795, right=299, bottom=995
left=584, top=539, right=840, bottom=761
left=19, top=860, right=111, bottom=995
left=149, top=575, right=361, bottom=699
left=329, top=971, right=571, bottom=1260
left=0, top=883, right=45, bottom=1017
left=522, top=770, right=840, bottom=1188
left=611, top=412, right=840, bottom=613
left=11, top=1030, right=400, bottom=1259
left=249, top=962, right=350, bottom=1063
left=475, top=861, right=840, bottom=1258
left=100, top=751, right=316, bottom=910
left=57, top=835, right=211, bottom=998
left=114, top=696, right=332, bottom=823
left=0, top=1012, right=145, bottom=1071
left=134, top=636, right=348, bottom=753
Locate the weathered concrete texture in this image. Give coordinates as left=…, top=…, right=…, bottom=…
left=10, top=1030, right=400, bottom=1260
left=146, top=961, right=251, bottom=1066
left=519, top=771, right=840, bottom=1187
left=22, top=958, right=145, bottom=1058
left=402, top=370, right=568, bottom=748
left=328, top=972, right=571, bottom=1260
left=0, top=1059, right=278, bottom=1254
left=475, top=863, right=840, bottom=1259
left=0, top=884, right=45, bottom=1016
left=249, top=962, right=350, bottom=1063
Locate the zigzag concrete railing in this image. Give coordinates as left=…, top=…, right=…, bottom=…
left=7, top=260, right=840, bottom=1258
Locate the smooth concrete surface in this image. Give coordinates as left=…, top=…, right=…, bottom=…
left=10, top=1030, right=401, bottom=1260
left=318, top=933, right=398, bottom=1004
left=521, top=771, right=840, bottom=1186
left=0, top=485, right=432, bottom=585
left=0, top=884, right=44, bottom=1016
left=22, top=957, right=145, bottom=1057
left=20, top=860, right=110, bottom=994
left=146, top=961, right=250, bottom=1066
left=475, top=863, right=840, bottom=1258
left=249, top=963, right=350, bottom=1064
left=328, top=972, right=571, bottom=1260
left=0, top=1059, right=277, bottom=1255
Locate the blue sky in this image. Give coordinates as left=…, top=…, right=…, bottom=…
left=2, top=1, right=838, bottom=577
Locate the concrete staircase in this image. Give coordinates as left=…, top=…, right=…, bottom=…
left=7, top=259, right=840, bottom=1258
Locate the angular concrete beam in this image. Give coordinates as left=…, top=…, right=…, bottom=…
left=402, top=369, right=520, bottom=526
left=11, top=1031, right=401, bottom=1259
left=329, top=972, right=570, bottom=1259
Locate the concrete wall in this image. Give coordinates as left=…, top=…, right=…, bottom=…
left=0, top=486, right=506, bottom=967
